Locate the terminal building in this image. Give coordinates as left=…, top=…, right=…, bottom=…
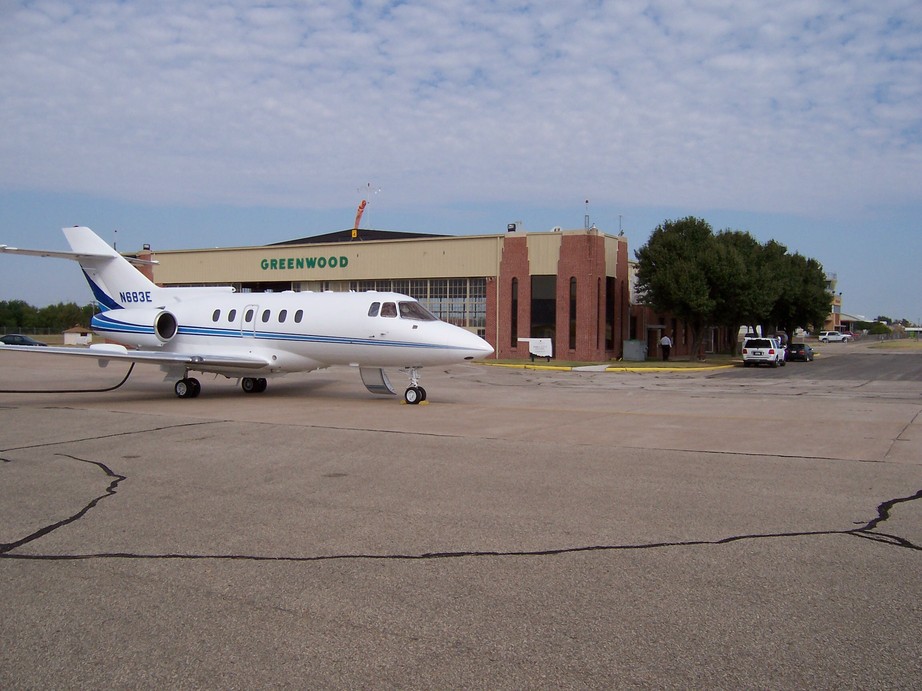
left=138, top=225, right=722, bottom=362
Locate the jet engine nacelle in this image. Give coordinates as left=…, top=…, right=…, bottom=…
left=91, top=308, right=179, bottom=347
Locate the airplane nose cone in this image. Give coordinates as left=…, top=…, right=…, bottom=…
left=463, top=331, right=494, bottom=360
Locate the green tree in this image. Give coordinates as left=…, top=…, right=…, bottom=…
left=0, top=300, right=34, bottom=329
left=711, top=231, right=781, bottom=353
left=857, top=320, right=891, bottom=335
left=636, top=217, right=832, bottom=356
left=37, top=302, right=94, bottom=331
left=770, top=254, right=831, bottom=341
left=634, top=217, right=718, bottom=358
left=0, top=300, right=94, bottom=331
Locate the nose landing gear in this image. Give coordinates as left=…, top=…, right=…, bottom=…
left=404, top=385, right=427, bottom=404
left=403, top=367, right=427, bottom=405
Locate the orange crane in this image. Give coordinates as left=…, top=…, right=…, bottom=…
left=352, top=199, right=367, bottom=239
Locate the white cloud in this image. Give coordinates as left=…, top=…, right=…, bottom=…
left=0, top=0, right=919, bottom=216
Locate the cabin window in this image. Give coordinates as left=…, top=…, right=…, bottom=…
left=261, top=309, right=271, bottom=323
left=212, top=309, right=221, bottom=322
left=381, top=302, right=398, bottom=318
left=279, top=309, right=287, bottom=323
left=294, top=309, right=304, bottom=323
left=399, top=301, right=437, bottom=321
left=244, top=309, right=254, bottom=323
left=368, top=302, right=380, bottom=317
left=228, top=309, right=237, bottom=322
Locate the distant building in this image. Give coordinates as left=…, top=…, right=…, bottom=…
left=63, top=325, right=92, bottom=345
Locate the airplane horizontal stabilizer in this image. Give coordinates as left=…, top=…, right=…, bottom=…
left=0, top=244, right=157, bottom=266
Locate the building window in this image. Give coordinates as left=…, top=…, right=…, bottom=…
left=606, top=277, right=616, bottom=349
left=597, top=278, right=602, bottom=350
left=510, top=277, right=519, bottom=348
left=569, top=277, right=577, bottom=350
left=531, top=275, right=556, bottom=340
left=410, top=279, right=428, bottom=298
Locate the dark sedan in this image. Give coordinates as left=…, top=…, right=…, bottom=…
left=0, top=334, right=47, bottom=346
left=786, top=342, right=814, bottom=361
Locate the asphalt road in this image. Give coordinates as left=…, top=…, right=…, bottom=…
left=1, top=345, right=920, bottom=689
left=726, top=343, right=922, bottom=381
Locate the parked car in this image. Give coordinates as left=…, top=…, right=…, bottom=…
left=818, top=330, right=850, bottom=343
left=742, top=337, right=786, bottom=367
left=786, top=342, right=815, bottom=361
left=0, top=334, right=47, bottom=346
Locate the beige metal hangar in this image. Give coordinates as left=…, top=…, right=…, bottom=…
left=139, top=226, right=633, bottom=362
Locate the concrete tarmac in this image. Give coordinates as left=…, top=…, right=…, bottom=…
left=1, top=346, right=920, bottom=688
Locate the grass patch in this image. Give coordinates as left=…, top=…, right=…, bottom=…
left=867, top=339, right=922, bottom=351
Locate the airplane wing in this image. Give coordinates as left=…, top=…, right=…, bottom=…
left=0, top=343, right=270, bottom=370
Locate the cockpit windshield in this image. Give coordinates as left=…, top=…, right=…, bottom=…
left=398, top=301, right=438, bottom=321
left=368, top=300, right=438, bottom=321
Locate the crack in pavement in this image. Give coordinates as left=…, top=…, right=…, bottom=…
left=0, top=419, right=223, bottom=454
left=2, top=452, right=919, bottom=561
left=0, top=454, right=125, bottom=555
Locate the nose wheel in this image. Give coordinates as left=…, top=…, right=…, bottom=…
left=404, top=385, right=427, bottom=405
left=403, top=367, right=427, bottom=404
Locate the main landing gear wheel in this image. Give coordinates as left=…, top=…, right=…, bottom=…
left=404, top=386, right=427, bottom=405
left=241, top=377, right=268, bottom=394
left=175, top=377, right=201, bottom=398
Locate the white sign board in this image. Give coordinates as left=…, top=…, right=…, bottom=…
left=518, top=338, right=553, bottom=358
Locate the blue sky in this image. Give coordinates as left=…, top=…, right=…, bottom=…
left=1, top=0, right=920, bottom=321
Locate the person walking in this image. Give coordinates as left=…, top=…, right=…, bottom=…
left=660, top=333, right=673, bottom=361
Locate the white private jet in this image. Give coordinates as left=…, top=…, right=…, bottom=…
left=0, top=226, right=494, bottom=402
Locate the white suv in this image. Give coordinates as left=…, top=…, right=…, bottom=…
left=742, top=337, right=786, bottom=367
left=819, top=331, right=850, bottom=343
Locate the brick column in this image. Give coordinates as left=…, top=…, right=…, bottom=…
left=497, top=234, right=530, bottom=359
left=556, top=232, right=607, bottom=361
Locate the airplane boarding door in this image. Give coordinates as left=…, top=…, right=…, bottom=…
left=240, top=304, right=259, bottom=338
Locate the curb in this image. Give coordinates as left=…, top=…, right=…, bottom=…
left=479, top=362, right=736, bottom=373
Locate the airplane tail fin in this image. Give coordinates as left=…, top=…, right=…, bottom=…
left=62, top=227, right=160, bottom=311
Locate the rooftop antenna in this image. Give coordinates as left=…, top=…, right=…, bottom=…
left=584, top=199, right=590, bottom=229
